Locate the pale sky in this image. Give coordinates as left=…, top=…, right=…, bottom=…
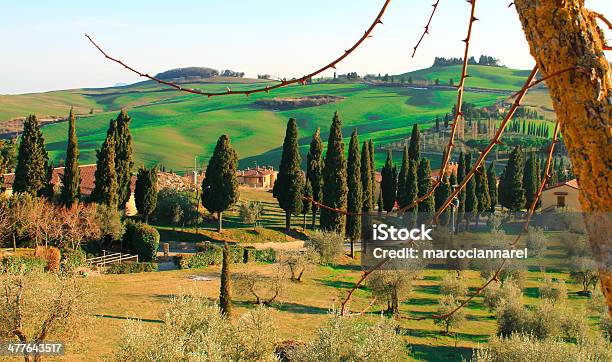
left=1, top=0, right=610, bottom=94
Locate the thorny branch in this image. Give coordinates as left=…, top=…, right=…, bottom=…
left=86, top=0, right=392, bottom=98
left=340, top=0, right=479, bottom=315
left=418, top=119, right=561, bottom=322
left=398, top=0, right=478, bottom=213
left=432, top=66, right=539, bottom=223
left=411, top=1, right=441, bottom=58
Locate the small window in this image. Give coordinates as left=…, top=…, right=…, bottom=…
left=556, top=195, right=566, bottom=208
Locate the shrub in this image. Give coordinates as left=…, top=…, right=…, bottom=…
left=34, top=246, right=61, bottom=272
left=440, top=273, right=468, bottom=299
left=239, top=200, right=264, bottom=229
left=114, top=295, right=279, bottom=361
left=560, top=233, right=590, bottom=258
left=525, top=227, right=546, bottom=257
left=0, top=256, right=45, bottom=273
left=106, top=262, right=158, bottom=274
left=152, top=188, right=199, bottom=227
left=473, top=333, right=612, bottom=362
left=61, top=248, right=87, bottom=272
left=589, top=289, right=608, bottom=315
left=306, top=230, right=344, bottom=265
left=559, top=309, right=588, bottom=342
left=278, top=248, right=317, bottom=281
left=232, top=266, right=285, bottom=305
left=570, top=257, right=599, bottom=294
left=287, top=313, right=407, bottom=361
left=539, top=276, right=567, bottom=302
left=483, top=279, right=522, bottom=312
left=95, top=203, right=125, bottom=242
left=434, top=295, right=466, bottom=334
left=252, top=248, right=277, bottom=263
left=124, top=221, right=160, bottom=262
left=527, top=299, right=562, bottom=339
left=496, top=297, right=528, bottom=338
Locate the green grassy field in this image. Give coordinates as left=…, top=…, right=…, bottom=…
left=0, top=65, right=548, bottom=172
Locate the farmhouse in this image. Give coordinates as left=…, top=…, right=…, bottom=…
left=541, top=178, right=581, bottom=211
left=237, top=166, right=278, bottom=189
left=2, top=164, right=137, bottom=214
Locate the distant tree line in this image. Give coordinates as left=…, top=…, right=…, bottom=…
left=433, top=55, right=502, bottom=67
left=155, top=67, right=246, bottom=80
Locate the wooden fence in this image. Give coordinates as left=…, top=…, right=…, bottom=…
left=86, top=250, right=138, bottom=267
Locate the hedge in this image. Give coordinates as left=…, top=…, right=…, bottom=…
left=124, top=220, right=160, bottom=262
left=106, top=262, right=158, bottom=274
left=174, top=246, right=277, bottom=269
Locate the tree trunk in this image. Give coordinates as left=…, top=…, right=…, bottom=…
left=303, top=213, right=307, bottom=231
left=218, top=211, right=223, bottom=232
left=311, top=209, right=317, bottom=229
left=285, top=212, right=291, bottom=232
left=219, top=242, right=232, bottom=317
left=350, top=239, right=354, bottom=258
left=515, top=0, right=612, bottom=314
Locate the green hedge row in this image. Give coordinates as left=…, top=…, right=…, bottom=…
left=174, top=245, right=277, bottom=270
left=106, top=262, right=158, bottom=274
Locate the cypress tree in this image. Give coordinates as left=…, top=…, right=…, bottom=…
left=377, top=190, right=383, bottom=215
left=417, top=158, right=435, bottom=213
left=408, top=124, right=421, bottom=161
left=306, top=128, right=323, bottom=228
left=434, top=173, right=451, bottom=224
left=114, top=110, right=134, bottom=209
left=134, top=166, right=158, bottom=223
left=346, top=129, right=362, bottom=256
left=301, top=178, right=312, bottom=230
left=360, top=141, right=373, bottom=212
left=487, top=162, right=498, bottom=212
left=202, top=135, right=240, bottom=232
left=501, top=146, right=526, bottom=211
left=404, top=160, right=419, bottom=224
left=464, top=153, right=478, bottom=228
left=381, top=150, right=396, bottom=212
left=320, top=112, right=348, bottom=233
left=523, top=152, right=538, bottom=209
left=273, top=118, right=304, bottom=231
left=13, top=115, right=51, bottom=196
left=369, top=139, right=375, bottom=207
left=397, top=145, right=410, bottom=208
left=475, top=164, right=491, bottom=225
left=60, top=108, right=81, bottom=207
left=220, top=243, right=232, bottom=317
left=92, top=125, right=118, bottom=207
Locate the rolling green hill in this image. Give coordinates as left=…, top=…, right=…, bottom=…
left=0, top=65, right=549, bottom=171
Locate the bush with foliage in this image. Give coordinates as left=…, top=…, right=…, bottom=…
left=287, top=313, right=407, bottom=361
left=278, top=248, right=317, bottom=281
left=0, top=255, right=46, bottom=273
left=124, top=220, right=160, bottom=262
left=232, top=266, right=286, bottom=305
left=525, top=227, right=547, bottom=257
left=434, top=295, right=466, bottom=334
left=60, top=248, right=87, bottom=272
left=95, top=203, right=125, bottom=244
left=34, top=246, right=61, bottom=272
left=539, top=276, right=567, bottom=302
left=306, top=230, right=344, bottom=265
left=239, top=200, right=264, bottom=229
left=106, top=262, right=158, bottom=274
left=152, top=188, right=200, bottom=228
left=569, top=257, right=599, bottom=294
left=440, top=273, right=468, bottom=299
left=114, top=294, right=279, bottom=361
left=473, top=333, right=612, bottom=362
left=368, top=259, right=422, bottom=316
left=483, top=279, right=523, bottom=312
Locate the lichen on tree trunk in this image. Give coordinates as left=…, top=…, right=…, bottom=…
left=514, top=0, right=612, bottom=314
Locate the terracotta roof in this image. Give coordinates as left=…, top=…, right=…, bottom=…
left=3, top=164, right=136, bottom=195
left=545, top=178, right=579, bottom=191
left=237, top=166, right=277, bottom=177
